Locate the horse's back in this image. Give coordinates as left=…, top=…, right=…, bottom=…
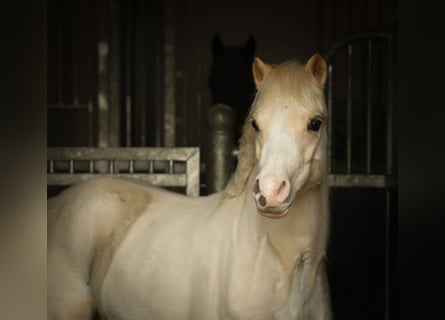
left=47, top=177, right=161, bottom=320
left=48, top=177, right=157, bottom=249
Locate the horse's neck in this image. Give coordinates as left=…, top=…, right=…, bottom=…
left=236, top=177, right=329, bottom=271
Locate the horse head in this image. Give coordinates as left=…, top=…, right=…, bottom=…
left=227, top=54, right=328, bottom=218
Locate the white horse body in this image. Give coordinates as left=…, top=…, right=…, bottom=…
left=48, top=54, right=332, bottom=320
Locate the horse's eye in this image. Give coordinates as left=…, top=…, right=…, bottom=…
left=307, top=118, right=322, bottom=131
left=252, top=119, right=260, bottom=132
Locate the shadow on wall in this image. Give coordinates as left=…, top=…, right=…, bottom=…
left=208, top=34, right=257, bottom=144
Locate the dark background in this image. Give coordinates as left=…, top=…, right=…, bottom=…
left=1, top=0, right=445, bottom=319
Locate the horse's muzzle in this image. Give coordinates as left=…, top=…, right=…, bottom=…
left=253, top=178, right=292, bottom=218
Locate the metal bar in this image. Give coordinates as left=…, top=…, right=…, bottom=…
left=109, top=160, right=115, bottom=174
left=126, top=95, right=132, bottom=146
left=57, top=1, right=63, bottom=105
left=328, top=174, right=387, bottom=188
left=386, top=33, right=394, bottom=176
left=49, top=160, right=54, bottom=173
left=89, top=160, right=94, bottom=173
left=48, top=147, right=200, bottom=161
left=129, top=160, right=134, bottom=173
left=346, top=44, right=353, bottom=174
left=154, top=3, right=163, bottom=146
left=48, top=173, right=187, bottom=187
left=186, top=148, right=200, bottom=196
left=47, top=104, right=92, bottom=109
left=385, top=189, right=391, bottom=320
left=366, top=40, right=373, bottom=173
left=169, top=160, right=174, bottom=174
left=163, top=0, right=176, bottom=147
left=135, top=0, right=146, bottom=146
left=108, top=0, right=121, bottom=147
left=385, top=29, right=395, bottom=320
left=97, top=4, right=110, bottom=147
left=98, top=39, right=109, bottom=147
left=149, top=160, right=154, bottom=173
left=69, top=160, right=74, bottom=174
left=72, top=1, right=78, bottom=106
left=124, top=0, right=132, bottom=146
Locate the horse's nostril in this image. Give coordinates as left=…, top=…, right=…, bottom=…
left=278, top=181, right=286, bottom=194
left=276, top=180, right=290, bottom=202
left=258, top=195, right=267, bottom=207
left=254, top=179, right=260, bottom=194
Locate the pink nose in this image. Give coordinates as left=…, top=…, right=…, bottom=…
left=255, top=178, right=291, bottom=208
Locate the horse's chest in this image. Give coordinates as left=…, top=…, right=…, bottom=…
left=100, top=213, right=302, bottom=320
left=215, top=254, right=299, bottom=320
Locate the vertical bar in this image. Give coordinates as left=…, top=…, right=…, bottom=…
left=346, top=44, right=353, bottom=174
left=98, top=39, right=109, bottom=147
left=109, top=160, right=115, bottom=173
left=49, top=160, right=54, bottom=173
left=88, top=0, right=95, bottom=146
left=196, top=49, right=203, bottom=149
left=186, top=148, right=200, bottom=196
left=129, top=160, right=134, bottom=173
left=169, top=160, right=174, bottom=174
left=385, top=31, right=394, bottom=320
left=72, top=0, right=78, bottom=106
left=327, top=64, right=333, bottom=174
left=57, top=1, right=64, bottom=105
left=124, top=1, right=132, bottom=146
left=88, top=102, right=93, bottom=146
left=108, top=0, right=121, bottom=147
left=385, top=189, right=391, bottom=320
left=366, top=40, right=373, bottom=174
left=149, top=160, right=154, bottom=173
left=386, top=35, right=394, bottom=176
left=126, top=95, right=132, bottom=146
left=163, top=0, right=176, bottom=147
left=97, top=0, right=109, bottom=147
left=135, top=0, right=146, bottom=146
left=69, top=160, right=74, bottom=173
left=154, top=3, right=163, bottom=146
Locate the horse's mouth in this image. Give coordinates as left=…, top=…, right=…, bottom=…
left=256, top=204, right=290, bottom=218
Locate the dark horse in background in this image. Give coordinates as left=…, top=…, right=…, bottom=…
left=208, top=34, right=257, bottom=143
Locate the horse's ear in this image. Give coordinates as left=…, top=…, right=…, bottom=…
left=252, top=57, right=272, bottom=90
left=305, top=53, right=327, bottom=89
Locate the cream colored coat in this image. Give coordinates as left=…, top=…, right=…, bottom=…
left=48, top=54, right=332, bottom=320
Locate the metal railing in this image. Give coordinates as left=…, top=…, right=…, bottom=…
left=324, top=31, right=395, bottom=188
left=47, top=147, right=200, bottom=196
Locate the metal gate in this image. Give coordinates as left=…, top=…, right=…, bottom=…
left=325, top=31, right=396, bottom=319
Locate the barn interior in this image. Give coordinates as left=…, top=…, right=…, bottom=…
left=45, top=0, right=399, bottom=319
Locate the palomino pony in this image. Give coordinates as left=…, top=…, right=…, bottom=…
left=47, top=54, right=332, bottom=320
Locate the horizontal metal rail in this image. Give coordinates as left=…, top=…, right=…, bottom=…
left=328, top=174, right=395, bottom=188
left=47, top=147, right=200, bottom=196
